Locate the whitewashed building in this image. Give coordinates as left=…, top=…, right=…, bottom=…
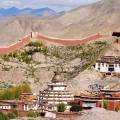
left=39, top=72, right=74, bottom=111
left=95, top=56, right=120, bottom=74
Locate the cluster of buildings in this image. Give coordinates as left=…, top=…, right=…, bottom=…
left=0, top=93, right=38, bottom=116
left=0, top=66, right=120, bottom=116
left=0, top=72, right=74, bottom=116
left=75, top=84, right=120, bottom=111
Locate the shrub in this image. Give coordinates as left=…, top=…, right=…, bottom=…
left=12, top=110, right=19, bottom=117
left=0, top=112, right=8, bottom=120
left=27, top=111, right=37, bottom=118
left=68, top=102, right=75, bottom=106
left=57, top=103, right=65, bottom=112
left=0, top=83, right=31, bottom=100
left=103, top=100, right=108, bottom=109
left=7, top=112, right=16, bottom=119
left=70, top=105, right=82, bottom=112
left=115, top=106, right=120, bottom=112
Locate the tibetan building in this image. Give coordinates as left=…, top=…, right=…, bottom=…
left=74, top=83, right=120, bottom=111
left=19, top=93, right=38, bottom=111
left=74, top=93, right=102, bottom=109
left=95, top=56, right=120, bottom=75
left=0, top=93, right=38, bottom=116
left=39, top=72, right=74, bottom=111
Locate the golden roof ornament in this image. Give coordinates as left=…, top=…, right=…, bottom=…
left=52, top=68, right=64, bottom=82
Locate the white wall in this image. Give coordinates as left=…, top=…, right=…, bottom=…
left=82, top=102, right=96, bottom=108
left=53, top=86, right=65, bottom=91
left=0, top=105, right=11, bottom=110
left=24, top=105, right=28, bottom=111
left=95, top=63, right=108, bottom=72
left=48, top=101, right=67, bottom=105
left=95, top=63, right=120, bottom=73
left=100, top=63, right=108, bottom=72
left=45, top=111, right=56, bottom=119
left=114, top=64, right=120, bottom=73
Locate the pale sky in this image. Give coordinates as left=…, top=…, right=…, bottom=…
left=0, top=0, right=99, bottom=11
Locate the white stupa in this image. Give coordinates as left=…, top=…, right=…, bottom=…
left=39, top=72, right=74, bottom=111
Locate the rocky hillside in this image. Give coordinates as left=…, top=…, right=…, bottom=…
left=0, top=41, right=108, bottom=94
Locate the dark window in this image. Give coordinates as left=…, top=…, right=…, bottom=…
left=108, top=68, right=114, bottom=72
left=112, top=32, right=120, bottom=37
left=12, top=105, right=17, bottom=108
left=109, top=64, right=114, bottom=67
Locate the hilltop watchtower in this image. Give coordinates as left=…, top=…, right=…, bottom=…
left=30, top=32, right=38, bottom=42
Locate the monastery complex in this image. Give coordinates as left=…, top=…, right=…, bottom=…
left=0, top=32, right=120, bottom=118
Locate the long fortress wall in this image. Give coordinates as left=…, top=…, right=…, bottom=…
left=0, top=32, right=104, bottom=55
left=36, top=33, right=103, bottom=45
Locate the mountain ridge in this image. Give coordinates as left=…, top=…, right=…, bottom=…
left=0, top=7, right=58, bottom=17
left=0, top=0, right=120, bottom=45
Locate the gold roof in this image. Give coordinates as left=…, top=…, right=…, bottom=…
left=52, top=72, right=64, bottom=82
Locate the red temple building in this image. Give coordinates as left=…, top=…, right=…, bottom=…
left=74, top=83, right=120, bottom=111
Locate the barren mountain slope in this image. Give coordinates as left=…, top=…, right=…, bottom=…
left=0, top=16, right=65, bottom=46
left=57, top=0, right=120, bottom=38
left=0, top=40, right=109, bottom=94
left=1, top=0, right=120, bottom=45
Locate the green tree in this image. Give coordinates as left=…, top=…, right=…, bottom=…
left=12, top=110, right=19, bottom=117
left=1, top=89, right=15, bottom=100
left=57, top=103, right=65, bottom=112
left=103, top=100, right=108, bottom=109
left=14, top=85, right=22, bottom=99
left=70, top=105, right=82, bottom=112
left=27, top=111, right=37, bottom=118
left=0, top=83, right=31, bottom=100
left=7, top=113, right=16, bottom=119
left=21, top=83, right=31, bottom=93
left=115, top=106, right=120, bottom=112
left=0, top=112, right=8, bottom=120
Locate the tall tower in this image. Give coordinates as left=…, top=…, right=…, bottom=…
left=39, top=72, right=74, bottom=111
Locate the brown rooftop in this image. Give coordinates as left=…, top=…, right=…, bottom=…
left=100, top=89, right=120, bottom=93
left=20, top=93, right=33, bottom=95
left=97, top=56, right=120, bottom=64
left=0, top=100, right=23, bottom=105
